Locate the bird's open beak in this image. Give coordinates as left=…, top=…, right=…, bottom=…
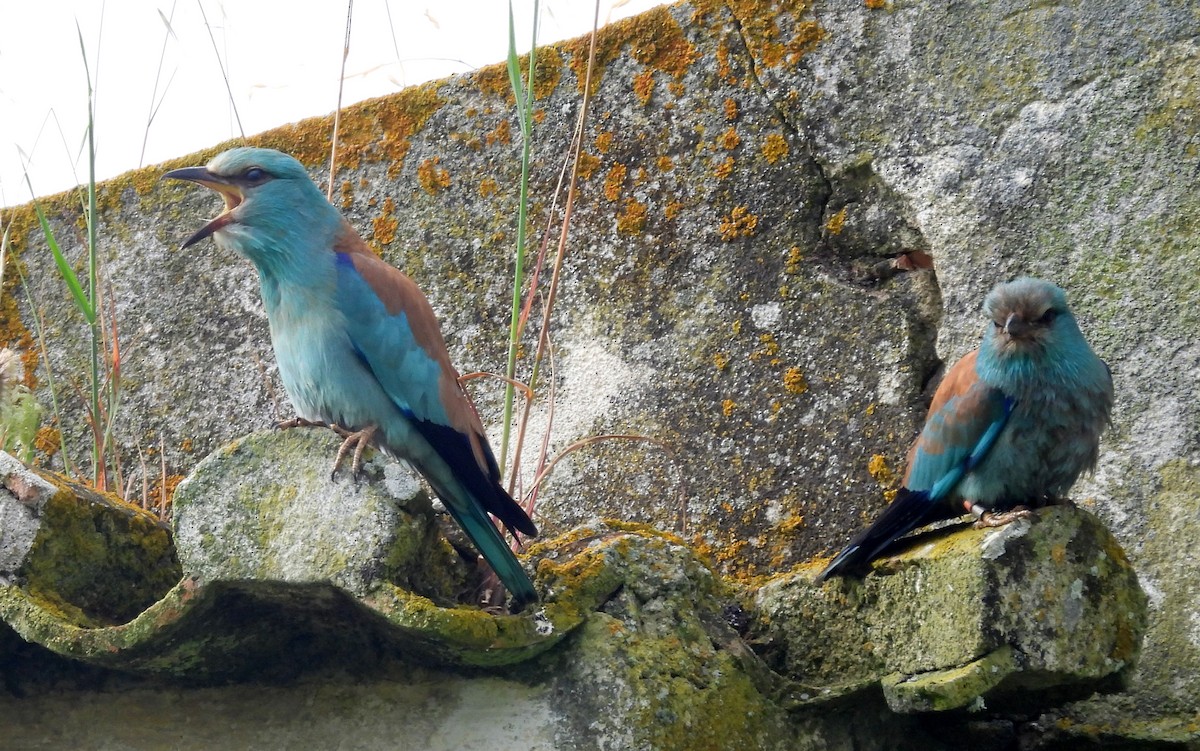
left=163, top=166, right=244, bottom=249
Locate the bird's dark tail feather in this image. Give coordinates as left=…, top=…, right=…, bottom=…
left=815, top=488, right=935, bottom=583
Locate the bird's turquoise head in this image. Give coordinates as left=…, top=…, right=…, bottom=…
left=165, top=147, right=336, bottom=271
left=980, top=277, right=1085, bottom=363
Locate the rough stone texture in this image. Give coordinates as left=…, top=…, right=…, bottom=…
left=752, top=507, right=1146, bottom=715
left=0, top=434, right=1148, bottom=749
left=0, top=0, right=1196, bottom=745
left=0, top=452, right=179, bottom=626
left=172, top=429, right=446, bottom=599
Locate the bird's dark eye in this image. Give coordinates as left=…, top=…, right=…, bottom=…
left=1037, top=308, right=1058, bottom=325
left=244, top=167, right=266, bottom=182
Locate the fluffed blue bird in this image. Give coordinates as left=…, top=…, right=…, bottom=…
left=817, top=277, right=1113, bottom=582
left=165, top=147, right=539, bottom=606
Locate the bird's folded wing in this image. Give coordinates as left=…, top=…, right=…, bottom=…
left=904, top=350, right=1014, bottom=500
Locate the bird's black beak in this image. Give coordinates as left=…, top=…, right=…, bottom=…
left=1003, top=312, right=1031, bottom=339
left=163, top=166, right=245, bottom=249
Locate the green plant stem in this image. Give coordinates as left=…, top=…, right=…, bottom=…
left=498, top=0, right=539, bottom=477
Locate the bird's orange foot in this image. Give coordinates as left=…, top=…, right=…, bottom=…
left=329, top=424, right=377, bottom=481
left=278, top=416, right=328, bottom=431
left=973, top=506, right=1033, bottom=529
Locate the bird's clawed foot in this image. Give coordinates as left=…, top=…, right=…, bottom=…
left=971, top=505, right=1033, bottom=529
left=329, top=424, right=377, bottom=481
left=278, top=416, right=329, bottom=431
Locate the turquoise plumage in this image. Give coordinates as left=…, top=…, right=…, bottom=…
left=817, top=278, right=1113, bottom=582
left=166, top=147, right=538, bottom=606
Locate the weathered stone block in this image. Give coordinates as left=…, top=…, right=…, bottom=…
left=0, top=452, right=179, bottom=626
left=752, top=506, right=1147, bottom=714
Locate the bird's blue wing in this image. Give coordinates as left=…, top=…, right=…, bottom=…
left=904, top=350, right=1015, bottom=502
left=330, top=249, right=538, bottom=605
left=817, top=351, right=1014, bottom=582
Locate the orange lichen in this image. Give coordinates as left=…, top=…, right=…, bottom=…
left=713, top=352, right=731, bottom=371
left=719, top=205, right=759, bottom=241
left=34, top=426, right=60, bottom=458
left=656, top=155, right=675, bottom=172
left=340, top=180, right=355, bottom=209
left=616, top=199, right=648, bottom=234
left=783, top=367, right=808, bottom=394
left=722, top=399, right=735, bottom=417
left=564, top=5, right=698, bottom=95
left=476, top=45, right=563, bottom=101
left=576, top=152, right=601, bottom=180
left=826, top=206, right=847, bottom=235
left=372, top=196, right=399, bottom=246
left=866, top=0, right=887, bottom=8
left=478, top=177, right=500, bottom=197
left=761, top=133, right=789, bottom=164
left=867, top=454, right=898, bottom=487
left=750, top=333, right=780, bottom=362
left=595, top=131, right=615, bottom=154
left=714, top=157, right=735, bottom=180
left=664, top=200, right=684, bottom=219
left=784, top=245, right=803, bottom=274
left=485, top=119, right=512, bottom=147
left=715, top=40, right=737, bottom=84
left=721, top=0, right=826, bottom=69
left=416, top=157, right=451, bottom=194
left=719, top=127, right=742, bottom=150
left=632, top=70, right=655, bottom=106
left=723, top=98, right=739, bottom=122
left=603, top=164, right=628, bottom=201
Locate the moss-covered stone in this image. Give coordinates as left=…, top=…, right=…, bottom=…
left=0, top=452, right=179, bottom=627
left=751, top=506, right=1146, bottom=714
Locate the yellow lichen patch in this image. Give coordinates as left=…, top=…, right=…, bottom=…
left=761, top=133, right=790, bottom=164
left=826, top=206, right=848, bottom=235
left=713, top=352, right=731, bottom=371
left=576, top=152, right=601, bottom=180
left=719, top=127, right=742, bottom=150
left=722, top=399, right=735, bottom=417
left=373, top=196, right=399, bottom=246
left=721, top=0, right=826, bottom=69
left=656, top=155, right=675, bottom=172
left=416, top=157, right=451, bottom=194
left=866, top=0, right=887, bottom=8
left=532, top=109, right=546, bottom=124
left=715, top=39, right=737, bottom=84
left=750, top=333, right=780, bottom=362
left=340, top=180, right=355, bottom=209
left=564, top=5, right=697, bottom=95
left=485, top=119, right=512, bottom=147
left=616, top=199, right=648, bottom=235
left=719, top=205, right=759, bottom=241
left=595, top=132, right=615, bottom=154
left=632, top=70, right=655, bottom=106
left=714, top=156, right=735, bottom=180
left=366, top=83, right=446, bottom=177
left=783, top=366, right=808, bottom=394
left=664, top=200, right=684, bottom=219
left=723, top=98, right=739, bottom=122
left=478, top=177, right=499, bottom=198
left=34, top=426, right=60, bottom=458
left=603, top=164, right=628, bottom=201
left=867, top=453, right=899, bottom=487
left=785, top=245, right=803, bottom=274
left=778, top=513, right=805, bottom=534
left=475, top=45, right=563, bottom=101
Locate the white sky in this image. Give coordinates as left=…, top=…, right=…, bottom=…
left=0, top=0, right=665, bottom=208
